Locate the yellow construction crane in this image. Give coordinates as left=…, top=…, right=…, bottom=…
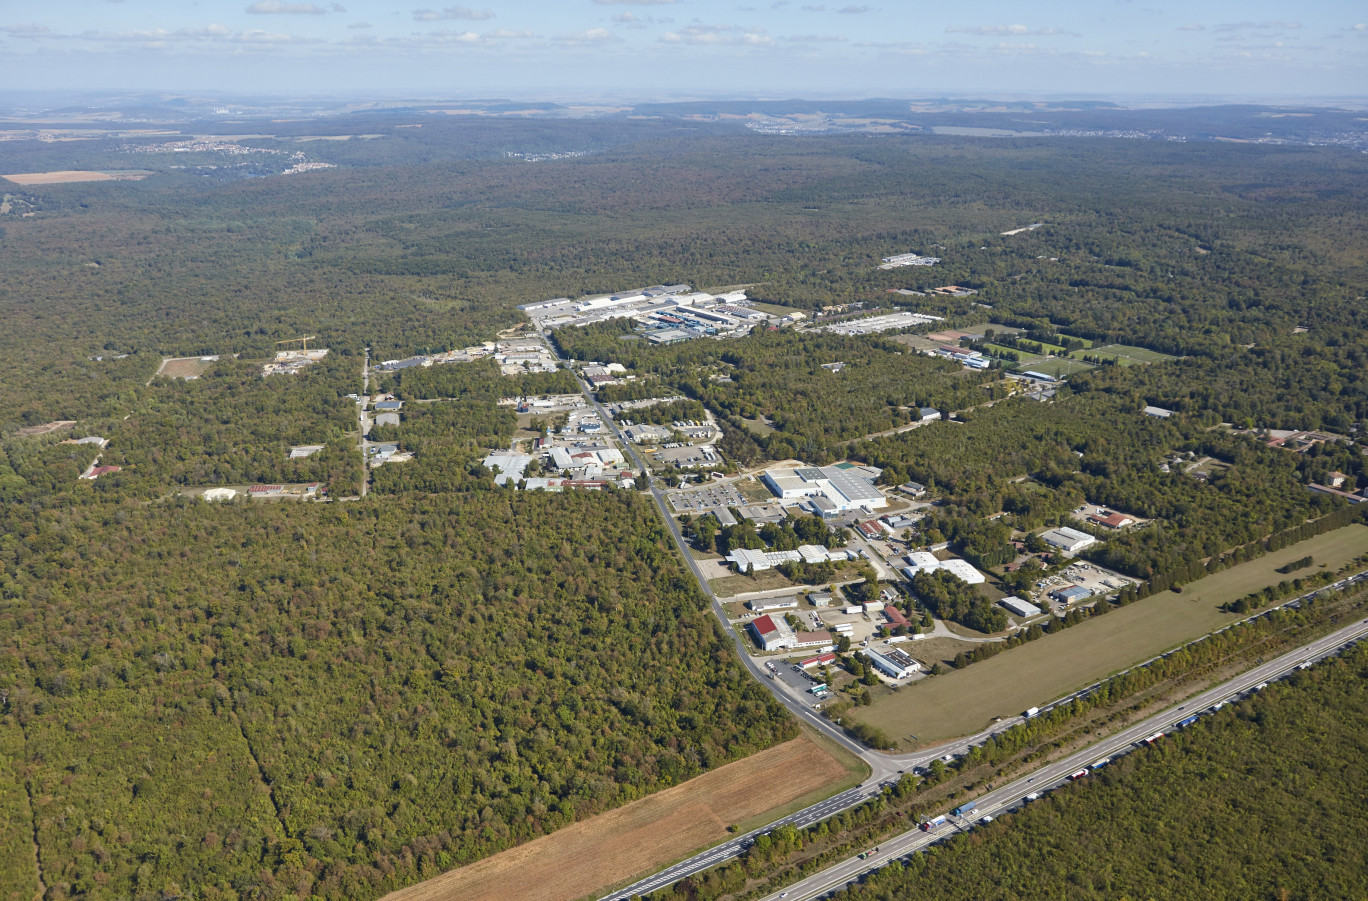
left=276, top=336, right=317, bottom=352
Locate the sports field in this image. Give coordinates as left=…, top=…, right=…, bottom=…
left=851, top=524, right=1368, bottom=746
left=1072, top=344, right=1178, bottom=366
left=380, top=736, right=858, bottom=901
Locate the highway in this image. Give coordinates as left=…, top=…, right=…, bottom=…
left=758, top=611, right=1368, bottom=901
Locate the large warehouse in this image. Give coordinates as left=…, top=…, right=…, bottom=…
left=1040, top=526, right=1097, bottom=553
left=761, top=464, right=889, bottom=513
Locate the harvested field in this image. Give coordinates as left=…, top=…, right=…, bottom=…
left=852, top=524, right=1368, bottom=747
left=14, top=420, right=76, bottom=437
left=381, top=736, right=853, bottom=901
left=2, top=170, right=151, bottom=185
left=155, top=356, right=218, bottom=380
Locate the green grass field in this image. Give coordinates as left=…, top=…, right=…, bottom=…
left=1073, top=344, right=1179, bottom=366
left=851, top=524, right=1368, bottom=747
left=1015, top=356, right=1097, bottom=378
left=1055, top=333, right=1094, bottom=348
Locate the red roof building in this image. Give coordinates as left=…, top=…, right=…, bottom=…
left=1088, top=512, right=1134, bottom=529
left=800, top=652, right=837, bottom=669
left=883, top=605, right=910, bottom=627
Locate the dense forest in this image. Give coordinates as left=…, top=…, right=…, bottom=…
left=827, top=645, right=1368, bottom=901
left=0, top=491, right=794, bottom=899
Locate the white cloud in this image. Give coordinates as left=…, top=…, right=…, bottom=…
left=946, top=24, right=1072, bottom=36
left=234, top=29, right=315, bottom=43
left=348, top=21, right=372, bottom=29
left=0, top=24, right=53, bottom=38
left=784, top=33, right=848, bottom=42
left=1210, top=21, right=1301, bottom=33
left=555, top=27, right=620, bottom=43
left=660, top=24, right=771, bottom=45
left=836, top=4, right=874, bottom=12
left=1178, top=24, right=1205, bottom=31
left=411, top=5, right=495, bottom=21
left=80, top=25, right=236, bottom=42
left=593, top=0, right=675, bottom=5
left=245, top=2, right=338, bottom=14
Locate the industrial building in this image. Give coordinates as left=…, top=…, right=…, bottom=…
left=883, top=605, right=911, bottom=627
left=1000, top=596, right=1042, bottom=618
left=793, top=631, right=833, bottom=650
left=761, top=464, right=888, bottom=513
left=727, top=545, right=855, bottom=573
left=862, top=647, right=923, bottom=679
left=808, top=591, right=834, bottom=608
left=749, top=614, right=797, bottom=651
left=901, top=552, right=986, bottom=585
left=1040, top=526, right=1097, bottom=553
left=800, top=652, right=837, bottom=669
left=1088, top=511, right=1135, bottom=529
left=1051, top=585, right=1094, bottom=604
left=481, top=452, right=532, bottom=486
left=749, top=597, right=799, bottom=613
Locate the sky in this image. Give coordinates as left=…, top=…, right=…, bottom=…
left=1, top=0, right=1365, bottom=101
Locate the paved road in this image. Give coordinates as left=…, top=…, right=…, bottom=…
left=760, top=610, right=1368, bottom=901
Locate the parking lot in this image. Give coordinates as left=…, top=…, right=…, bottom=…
left=668, top=483, right=746, bottom=513
left=764, top=659, right=830, bottom=701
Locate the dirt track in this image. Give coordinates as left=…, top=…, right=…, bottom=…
left=381, top=736, right=848, bottom=901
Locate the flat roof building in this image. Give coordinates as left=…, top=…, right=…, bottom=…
left=1040, top=526, right=1097, bottom=553
left=1000, top=596, right=1042, bottom=618
left=1051, top=585, right=1093, bottom=604
left=862, top=647, right=923, bottom=679
left=749, top=597, right=800, bottom=612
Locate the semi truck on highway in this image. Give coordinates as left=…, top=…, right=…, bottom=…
left=920, top=815, right=949, bottom=832
left=1023, top=706, right=1039, bottom=718
left=1068, top=768, right=1089, bottom=780
left=952, top=801, right=977, bottom=817
left=1176, top=715, right=1200, bottom=729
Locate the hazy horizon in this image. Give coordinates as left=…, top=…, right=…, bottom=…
left=2, top=1, right=1365, bottom=102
